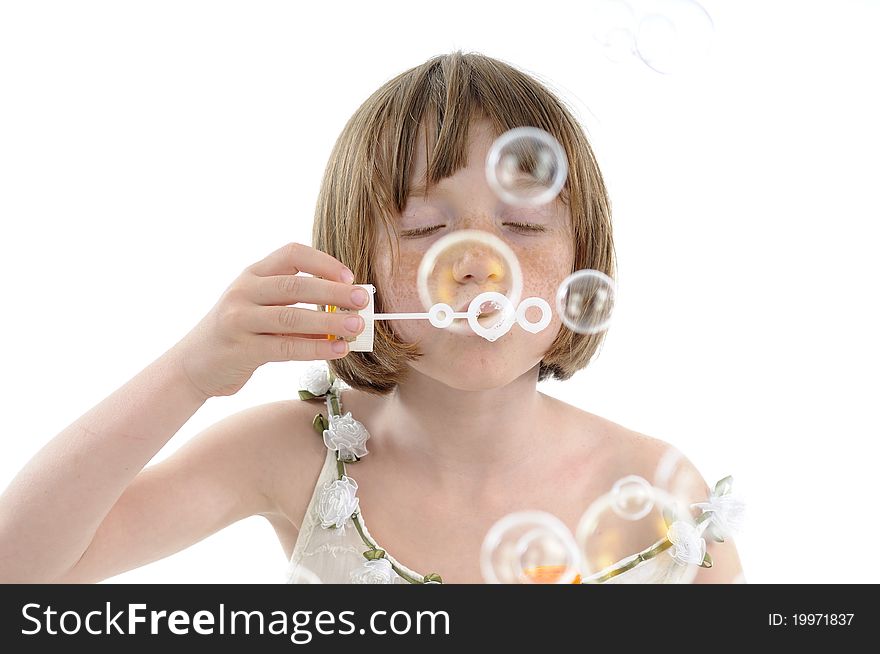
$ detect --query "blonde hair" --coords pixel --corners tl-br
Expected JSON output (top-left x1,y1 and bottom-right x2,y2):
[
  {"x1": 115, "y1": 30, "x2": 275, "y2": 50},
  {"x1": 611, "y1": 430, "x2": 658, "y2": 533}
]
[{"x1": 312, "y1": 51, "x2": 616, "y2": 395}]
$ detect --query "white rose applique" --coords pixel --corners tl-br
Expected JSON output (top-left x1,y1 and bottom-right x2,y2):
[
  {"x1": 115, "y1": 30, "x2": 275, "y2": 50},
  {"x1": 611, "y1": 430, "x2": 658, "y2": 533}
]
[
  {"x1": 317, "y1": 475, "x2": 360, "y2": 532},
  {"x1": 300, "y1": 363, "x2": 332, "y2": 397},
  {"x1": 667, "y1": 520, "x2": 707, "y2": 567},
  {"x1": 350, "y1": 558, "x2": 395, "y2": 584},
  {"x1": 692, "y1": 476, "x2": 746, "y2": 540},
  {"x1": 323, "y1": 411, "x2": 370, "y2": 462}
]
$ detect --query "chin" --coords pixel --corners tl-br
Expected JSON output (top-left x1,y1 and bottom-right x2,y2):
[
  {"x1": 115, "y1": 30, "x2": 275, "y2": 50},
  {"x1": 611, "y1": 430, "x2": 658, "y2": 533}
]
[
  {"x1": 409, "y1": 353, "x2": 538, "y2": 392},
  {"x1": 425, "y1": 371, "x2": 520, "y2": 392}
]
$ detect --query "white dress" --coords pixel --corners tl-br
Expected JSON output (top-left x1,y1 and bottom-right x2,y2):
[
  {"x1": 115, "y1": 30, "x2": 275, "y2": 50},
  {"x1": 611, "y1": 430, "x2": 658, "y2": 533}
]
[{"x1": 285, "y1": 367, "x2": 731, "y2": 585}]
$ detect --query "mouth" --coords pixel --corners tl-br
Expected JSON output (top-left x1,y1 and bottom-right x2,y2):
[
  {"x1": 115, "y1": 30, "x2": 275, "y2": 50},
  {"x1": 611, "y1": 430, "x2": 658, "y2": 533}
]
[
  {"x1": 454, "y1": 296, "x2": 507, "y2": 329},
  {"x1": 455, "y1": 298, "x2": 503, "y2": 314}
]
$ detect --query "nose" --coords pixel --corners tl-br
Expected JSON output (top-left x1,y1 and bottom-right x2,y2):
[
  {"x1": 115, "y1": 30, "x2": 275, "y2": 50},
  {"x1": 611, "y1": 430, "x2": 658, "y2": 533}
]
[
  {"x1": 423, "y1": 227, "x2": 522, "y2": 314},
  {"x1": 451, "y1": 244, "x2": 506, "y2": 286}
]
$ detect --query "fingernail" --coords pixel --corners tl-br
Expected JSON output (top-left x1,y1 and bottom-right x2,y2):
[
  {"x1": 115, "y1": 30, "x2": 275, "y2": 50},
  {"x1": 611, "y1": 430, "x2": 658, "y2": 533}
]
[
  {"x1": 340, "y1": 268, "x2": 355, "y2": 284},
  {"x1": 332, "y1": 339, "x2": 348, "y2": 354},
  {"x1": 344, "y1": 316, "x2": 363, "y2": 333},
  {"x1": 351, "y1": 288, "x2": 368, "y2": 307}
]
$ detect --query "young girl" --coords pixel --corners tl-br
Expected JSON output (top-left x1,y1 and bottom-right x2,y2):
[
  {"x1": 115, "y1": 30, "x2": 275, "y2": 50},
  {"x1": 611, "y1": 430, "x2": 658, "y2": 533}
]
[{"x1": 0, "y1": 51, "x2": 743, "y2": 584}]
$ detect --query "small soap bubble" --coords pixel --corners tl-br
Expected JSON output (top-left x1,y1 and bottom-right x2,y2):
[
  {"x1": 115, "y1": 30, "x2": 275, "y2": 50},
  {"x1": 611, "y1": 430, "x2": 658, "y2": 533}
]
[
  {"x1": 485, "y1": 127, "x2": 568, "y2": 207},
  {"x1": 589, "y1": 0, "x2": 638, "y2": 62},
  {"x1": 611, "y1": 474, "x2": 655, "y2": 520},
  {"x1": 481, "y1": 511, "x2": 582, "y2": 584},
  {"x1": 556, "y1": 269, "x2": 617, "y2": 335},
  {"x1": 635, "y1": 0, "x2": 714, "y2": 74}
]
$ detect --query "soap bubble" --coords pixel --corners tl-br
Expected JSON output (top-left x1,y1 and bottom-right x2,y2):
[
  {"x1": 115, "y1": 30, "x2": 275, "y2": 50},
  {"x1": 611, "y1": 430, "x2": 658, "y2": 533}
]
[
  {"x1": 635, "y1": 0, "x2": 714, "y2": 74},
  {"x1": 481, "y1": 511, "x2": 582, "y2": 584},
  {"x1": 611, "y1": 474, "x2": 655, "y2": 520},
  {"x1": 576, "y1": 481, "x2": 702, "y2": 583},
  {"x1": 589, "y1": 0, "x2": 638, "y2": 63},
  {"x1": 485, "y1": 127, "x2": 568, "y2": 207},
  {"x1": 417, "y1": 229, "x2": 523, "y2": 340},
  {"x1": 555, "y1": 269, "x2": 617, "y2": 334}
]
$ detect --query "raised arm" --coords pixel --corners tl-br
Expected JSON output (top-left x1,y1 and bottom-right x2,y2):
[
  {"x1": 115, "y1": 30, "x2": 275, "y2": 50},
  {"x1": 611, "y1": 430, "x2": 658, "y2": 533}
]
[{"x1": 0, "y1": 241, "x2": 368, "y2": 583}]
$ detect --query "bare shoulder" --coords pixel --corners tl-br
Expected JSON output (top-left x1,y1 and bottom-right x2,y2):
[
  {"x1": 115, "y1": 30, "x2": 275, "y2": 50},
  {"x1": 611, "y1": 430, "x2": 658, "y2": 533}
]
[{"x1": 548, "y1": 394, "x2": 688, "y2": 485}]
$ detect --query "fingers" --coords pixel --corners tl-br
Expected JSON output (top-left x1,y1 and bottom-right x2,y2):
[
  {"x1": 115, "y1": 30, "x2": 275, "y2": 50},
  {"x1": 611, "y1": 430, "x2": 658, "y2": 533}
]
[
  {"x1": 225, "y1": 242, "x2": 368, "y2": 365},
  {"x1": 242, "y1": 272, "x2": 371, "y2": 311},
  {"x1": 244, "y1": 305, "x2": 365, "y2": 340},
  {"x1": 254, "y1": 334, "x2": 350, "y2": 362},
  {"x1": 247, "y1": 242, "x2": 354, "y2": 284}
]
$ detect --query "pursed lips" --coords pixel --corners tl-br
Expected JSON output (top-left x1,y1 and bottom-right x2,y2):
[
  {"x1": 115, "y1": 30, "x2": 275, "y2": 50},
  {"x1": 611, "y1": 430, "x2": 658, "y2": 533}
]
[{"x1": 454, "y1": 294, "x2": 506, "y2": 314}]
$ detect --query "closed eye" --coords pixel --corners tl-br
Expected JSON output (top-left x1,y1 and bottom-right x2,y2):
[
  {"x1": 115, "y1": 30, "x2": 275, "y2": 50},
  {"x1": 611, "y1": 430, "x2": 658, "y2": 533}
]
[{"x1": 399, "y1": 222, "x2": 547, "y2": 238}]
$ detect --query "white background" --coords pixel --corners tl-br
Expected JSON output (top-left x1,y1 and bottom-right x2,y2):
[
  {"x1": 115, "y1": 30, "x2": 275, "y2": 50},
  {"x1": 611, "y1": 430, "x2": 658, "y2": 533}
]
[{"x1": 1, "y1": 0, "x2": 878, "y2": 584}]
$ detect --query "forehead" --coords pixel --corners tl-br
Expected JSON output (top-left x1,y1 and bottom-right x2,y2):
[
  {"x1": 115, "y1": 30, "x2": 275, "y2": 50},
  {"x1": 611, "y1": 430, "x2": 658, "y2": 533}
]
[{"x1": 408, "y1": 117, "x2": 499, "y2": 194}]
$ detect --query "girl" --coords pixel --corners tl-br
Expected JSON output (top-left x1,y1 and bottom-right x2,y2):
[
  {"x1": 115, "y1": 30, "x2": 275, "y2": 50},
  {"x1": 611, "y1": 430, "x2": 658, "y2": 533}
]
[{"x1": 0, "y1": 51, "x2": 743, "y2": 584}]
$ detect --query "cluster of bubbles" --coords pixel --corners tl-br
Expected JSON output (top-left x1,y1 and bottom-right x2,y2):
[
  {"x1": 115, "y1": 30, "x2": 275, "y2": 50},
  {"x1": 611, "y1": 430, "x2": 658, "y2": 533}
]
[
  {"x1": 408, "y1": 125, "x2": 616, "y2": 341},
  {"x1": 285, "y1": 465, "x2": 725, "y2": 585},
  {"x1": 589, "y1": 0, "x2": 714, "y2": 74},
  {"x1": 480, "y1": 469, "x2": 707, "y2": 584},
  {"x1": 285, "y1": 467, "x2": 725, "y2": 584}
]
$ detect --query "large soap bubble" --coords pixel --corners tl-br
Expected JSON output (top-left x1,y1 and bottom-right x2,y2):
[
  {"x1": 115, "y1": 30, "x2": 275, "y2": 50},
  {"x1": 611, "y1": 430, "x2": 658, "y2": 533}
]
[
  {"x1": 416, "y1": 229, "x2": 524, "y2": 341},
  {"x1": 576, "y1": 477, "x2": 704, "y2": 583},
  {"x1": 481, "y1": 510, "x2": 582, "y2": 584}
]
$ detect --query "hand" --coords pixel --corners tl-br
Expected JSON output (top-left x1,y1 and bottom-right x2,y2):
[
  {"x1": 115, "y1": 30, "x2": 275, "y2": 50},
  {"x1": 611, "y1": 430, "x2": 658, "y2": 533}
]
[{"x1": 171, "y1": 242, "x2": 369, "y2": 399}]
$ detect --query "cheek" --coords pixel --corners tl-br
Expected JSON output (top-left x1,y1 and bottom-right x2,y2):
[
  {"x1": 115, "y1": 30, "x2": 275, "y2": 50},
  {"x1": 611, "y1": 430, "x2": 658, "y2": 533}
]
[
  {"x1": 371, "y1": 246, "x2": 428, "y2": 342},
  {"x1": 373, "y1": 248, "x2": 423, "y2": 309},
  {"x1": 519, "y1": 239, "x2": 574, "y2": 303},
  {"x1": 514, "y1": 239, "x2": 574, "y2": 343}
]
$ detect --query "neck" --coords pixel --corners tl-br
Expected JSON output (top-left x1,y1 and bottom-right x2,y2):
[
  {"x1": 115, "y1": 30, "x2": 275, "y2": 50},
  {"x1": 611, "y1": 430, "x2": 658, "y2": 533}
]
[{"x1": 371, "y1": 364, "x2": 553, "y2": 492}]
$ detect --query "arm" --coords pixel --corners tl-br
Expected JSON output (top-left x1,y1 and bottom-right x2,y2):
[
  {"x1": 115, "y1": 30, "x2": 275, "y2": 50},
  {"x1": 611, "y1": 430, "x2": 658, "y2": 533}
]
[
  {"x1": 0, "y1": 345, "x2": 209, "y2": 583},
  {"x1": 53, "y1": 400, "x2": 298, "y2": 584},
  {"x1": 0, "y1": 341, "x2": 306, "y2": 584}
]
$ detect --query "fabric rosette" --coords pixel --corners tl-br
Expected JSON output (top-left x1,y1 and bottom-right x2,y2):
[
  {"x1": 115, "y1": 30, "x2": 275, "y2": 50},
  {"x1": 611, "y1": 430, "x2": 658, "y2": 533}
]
[
  {"x1": 666, "y1": 520, "x2": 707, "y2": 567},
  {"x1": 317, "y1": 475, "x2": 360, "y2": 532},
  {"x1": 350, "y1": 558, "x2": 396, "y2": 584},
  {"x1": 298, "y1": 363, "x2": 349, "y2": 400},
  {"x1": 692, "y1": 476, "x2": 746, "y2": 541},
  {"x1": 323, "y1": 411, "x2": 370, "y2": 463}
]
